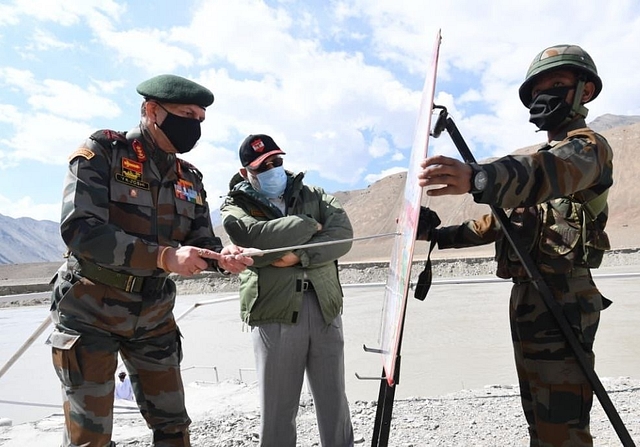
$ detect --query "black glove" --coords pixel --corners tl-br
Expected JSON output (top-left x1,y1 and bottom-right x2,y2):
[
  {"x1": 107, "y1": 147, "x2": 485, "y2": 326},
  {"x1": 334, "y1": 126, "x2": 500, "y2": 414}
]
[
  {"x1": 417, "y1": 206, "x2": 441, "y2": 241},
  {"x1": 414, "y1": 207, "x2": 441, "y2": 301}
]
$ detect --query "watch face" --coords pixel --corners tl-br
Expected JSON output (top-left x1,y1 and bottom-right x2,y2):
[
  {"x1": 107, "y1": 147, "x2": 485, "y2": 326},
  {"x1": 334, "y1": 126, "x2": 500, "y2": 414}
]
[{"x1": 474, "y1": 169, "x2": 488, "y2": 191}]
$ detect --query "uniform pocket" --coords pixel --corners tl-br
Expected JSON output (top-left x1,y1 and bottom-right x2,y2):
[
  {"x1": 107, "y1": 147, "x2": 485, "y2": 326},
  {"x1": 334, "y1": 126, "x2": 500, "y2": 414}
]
[
  {"x1": 576, "y1": 294, "x2": 602, "y2": 348},
  {"x1": 46, "y1": 328, "x2": 83, "y2": 387}
]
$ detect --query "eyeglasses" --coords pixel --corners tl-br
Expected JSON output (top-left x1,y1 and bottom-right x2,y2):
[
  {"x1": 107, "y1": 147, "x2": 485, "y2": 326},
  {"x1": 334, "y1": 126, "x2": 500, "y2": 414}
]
[{"x1": 250, "y1": 157, "x2": 283, "y2": 173}]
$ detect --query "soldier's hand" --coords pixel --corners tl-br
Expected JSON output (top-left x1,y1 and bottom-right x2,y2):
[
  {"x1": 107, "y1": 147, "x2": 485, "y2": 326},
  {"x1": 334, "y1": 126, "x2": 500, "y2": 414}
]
[
  {"x1": 271, "y1": 251, "x2": 300, "y2": 267},
  {"x1": 418, "y1": 155, "x2": 472, "y2": 196}
]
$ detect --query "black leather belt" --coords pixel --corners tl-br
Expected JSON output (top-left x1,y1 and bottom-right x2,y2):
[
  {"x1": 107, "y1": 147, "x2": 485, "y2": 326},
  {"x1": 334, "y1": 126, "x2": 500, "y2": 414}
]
[
  {"x1": 76, "y1": 259, "x2": 167, "y2": 294},
  {"x1": 512, "y1": 267, "x2": 590, "y2": 285}
]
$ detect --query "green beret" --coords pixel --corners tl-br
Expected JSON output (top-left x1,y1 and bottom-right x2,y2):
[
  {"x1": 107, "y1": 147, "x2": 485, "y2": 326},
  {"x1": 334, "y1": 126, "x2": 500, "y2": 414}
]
[{"x1": 136, "y1": 74, "x2": 214, "y2": 107}]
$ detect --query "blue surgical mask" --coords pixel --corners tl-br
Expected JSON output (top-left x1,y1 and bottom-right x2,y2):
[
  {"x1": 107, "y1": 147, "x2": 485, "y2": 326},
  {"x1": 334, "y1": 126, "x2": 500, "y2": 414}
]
[{"x1": 254, "y1": 166, "x2": 287, "y2": 198}]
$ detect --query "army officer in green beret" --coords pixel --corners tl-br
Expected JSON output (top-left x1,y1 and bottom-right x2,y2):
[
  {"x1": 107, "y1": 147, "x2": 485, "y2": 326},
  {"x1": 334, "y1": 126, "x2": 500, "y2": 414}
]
[{"x1": 47, "y1": 74, "x2": 254, "y2": 447}]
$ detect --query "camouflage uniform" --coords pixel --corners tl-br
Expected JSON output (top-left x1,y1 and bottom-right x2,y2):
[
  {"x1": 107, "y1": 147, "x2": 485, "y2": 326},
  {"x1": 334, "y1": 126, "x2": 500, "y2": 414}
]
[
  {"x1": 435, "y1": 117, "x2": 613, "y2": 446},
  {"x1": 48, "y1": 124, "x2": 223, "y2": 447}
]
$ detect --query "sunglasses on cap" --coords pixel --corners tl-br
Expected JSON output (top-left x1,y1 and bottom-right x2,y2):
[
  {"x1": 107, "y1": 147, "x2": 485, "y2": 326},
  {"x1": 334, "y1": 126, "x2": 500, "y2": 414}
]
[{"x1": 250, "y1": 157, "x2": 284, "y2": 173}]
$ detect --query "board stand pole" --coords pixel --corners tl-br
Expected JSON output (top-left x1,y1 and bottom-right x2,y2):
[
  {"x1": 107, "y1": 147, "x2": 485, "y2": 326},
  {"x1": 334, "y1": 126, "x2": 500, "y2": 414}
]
[{"x1": 359, "y1": 308, "x2": 409, "y2": 447}]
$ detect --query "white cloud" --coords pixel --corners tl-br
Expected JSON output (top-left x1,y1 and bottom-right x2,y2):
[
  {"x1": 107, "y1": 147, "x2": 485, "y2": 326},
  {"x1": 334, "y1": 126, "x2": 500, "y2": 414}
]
[
  {"x1": 3, "y1": 112, "x2": 95, "y2": 165},
  {"x1": 10, "y1": 0, "x2": 125, "y2": 26},
  {"x1": 391, "y1": 152, "x2": 404, "y2": 162},
  {"x1": 94, "y1": 27, "x2": 196, "y2": 73},
  {"x1": 27, "y1": 79, "x2": 121, "y2": 120},
  {"x1": 364, "y1": 166, "x2": 407, "y2": 184},
  {"x1": 0, "y1": 4, "x2": 19, "y2": 26},
  {"x1": 89, "y1": 78, "x2": 126, "y2": 95},
  {"x1": 0, "y1": 67, "x2": 38, "y2": 91},
  {"x1": 0, "y1": 104, "x2": 22, "y2": 125},
  {"x1": 368, "y1": 136, "x2": 390, "y2": 158},
  {"x1": 28, "y1": 28, "x2": 74, "y2": 51},
  {"x1": 0, "y1": 193, "x2": 61, "y2": 221}
]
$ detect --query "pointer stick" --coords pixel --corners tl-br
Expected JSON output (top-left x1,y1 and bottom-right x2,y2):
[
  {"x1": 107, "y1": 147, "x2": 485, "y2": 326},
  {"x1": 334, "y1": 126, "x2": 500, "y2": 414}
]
[{"x1": 242, "y1": 232, "x2": 400, "y2": 257}]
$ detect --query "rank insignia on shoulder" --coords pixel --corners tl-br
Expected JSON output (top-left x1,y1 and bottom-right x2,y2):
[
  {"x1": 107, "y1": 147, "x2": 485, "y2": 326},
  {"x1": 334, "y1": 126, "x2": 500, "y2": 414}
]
[
  {"x1": 131, "y1": 139, "x2": 147, "y2": 163},
  {"x1": 68, "y1": 147, "x2": 95, "y2": 162},
  {"x1": 102, "y1": 130, "x2": 127, "y2": 142}
]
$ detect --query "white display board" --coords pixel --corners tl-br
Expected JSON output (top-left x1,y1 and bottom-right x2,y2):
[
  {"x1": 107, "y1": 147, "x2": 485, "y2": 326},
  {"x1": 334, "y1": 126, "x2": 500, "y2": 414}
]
[{"x1": 378, "y1": 30, "x2": 441, "y2": 386}]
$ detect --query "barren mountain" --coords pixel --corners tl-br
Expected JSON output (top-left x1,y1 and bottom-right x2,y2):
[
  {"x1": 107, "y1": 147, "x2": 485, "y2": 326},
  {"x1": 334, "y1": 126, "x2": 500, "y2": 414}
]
[{"x1": 333, "y1": 121, "x2": 640, "y2": 262}]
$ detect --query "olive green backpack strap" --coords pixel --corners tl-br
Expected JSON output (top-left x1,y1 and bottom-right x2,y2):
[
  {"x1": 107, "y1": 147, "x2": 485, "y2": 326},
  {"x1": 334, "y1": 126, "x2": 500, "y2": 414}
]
[
  {"x1": 578, "y1": 189, "x2": 609, "y2": 264},
  {"x1": 581, "y1": 189, "x2": 609, "y2": 222}
]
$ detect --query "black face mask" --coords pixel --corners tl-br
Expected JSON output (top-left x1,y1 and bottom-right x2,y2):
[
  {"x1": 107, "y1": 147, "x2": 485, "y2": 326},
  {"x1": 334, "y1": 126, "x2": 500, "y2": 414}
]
[
  {"x1": 157, "y1": 106, "x2": 202, "y2": 154},
  {"x1": 528, "y1": 86, "x2": 574, "y2": 131}
]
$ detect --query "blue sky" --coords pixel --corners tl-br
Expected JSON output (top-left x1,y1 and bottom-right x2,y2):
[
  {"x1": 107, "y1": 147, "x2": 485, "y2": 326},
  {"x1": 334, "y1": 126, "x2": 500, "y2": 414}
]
[{"x1": 1, "y1": 0, "x2": 639, "y2": 223}]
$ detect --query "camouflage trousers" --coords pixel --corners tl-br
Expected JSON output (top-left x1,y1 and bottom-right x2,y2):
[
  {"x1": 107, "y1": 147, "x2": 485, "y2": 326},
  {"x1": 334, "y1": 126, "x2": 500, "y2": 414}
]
[
  {"x1": 47, "y1": 267, "x2": 190, "y2": 447},
  {"x1": 509, "y1": 272, "x2": 604, "y2": 447}
]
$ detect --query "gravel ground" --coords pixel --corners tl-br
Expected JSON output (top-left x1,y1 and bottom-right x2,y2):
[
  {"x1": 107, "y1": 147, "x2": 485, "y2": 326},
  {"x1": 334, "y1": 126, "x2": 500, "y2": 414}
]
[
  {"x1": 110, "y1": 377, "x2": 640, "y2": 447},
  {"x1": 124, "y1": 250, "x2": 640, "y2": 446}
]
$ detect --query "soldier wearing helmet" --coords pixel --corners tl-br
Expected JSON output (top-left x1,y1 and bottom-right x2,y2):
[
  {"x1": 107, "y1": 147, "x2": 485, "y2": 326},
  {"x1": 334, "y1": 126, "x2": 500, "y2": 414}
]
[
  {"x1": 417, "y1": 44, "x2": 613, "y2": 446},
  {"x1": 519, "y1": 44, "x2": 603, "y2": 135}
]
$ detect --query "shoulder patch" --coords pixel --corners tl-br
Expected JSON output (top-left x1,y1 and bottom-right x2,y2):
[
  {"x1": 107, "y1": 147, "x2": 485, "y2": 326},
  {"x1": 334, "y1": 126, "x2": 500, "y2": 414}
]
[
  {"x1": 68, "y1": 146, "x2": 95, "y2": 162},
  {"x1": 567, "y1": 127, "x2": 597, "y2": 146}
]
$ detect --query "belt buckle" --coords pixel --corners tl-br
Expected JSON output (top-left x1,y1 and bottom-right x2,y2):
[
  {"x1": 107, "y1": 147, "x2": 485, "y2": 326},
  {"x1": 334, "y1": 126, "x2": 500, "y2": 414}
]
[
  {"x1": 303, "y1": 280, "x2": 312, "y2": 291},
  {"x1": 124, "y1": 275, "x2": 139, "y2": 293}
]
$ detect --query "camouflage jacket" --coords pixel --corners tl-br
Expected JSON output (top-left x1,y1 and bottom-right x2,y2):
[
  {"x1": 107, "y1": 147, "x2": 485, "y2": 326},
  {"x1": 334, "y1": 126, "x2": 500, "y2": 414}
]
[
  {"x1": 221, "y1": 171, "x2": 353, "y2": 325},
  {"x1": 60, "y1": 125, "x2": 223, "y2": 277},
  {"x1": 436, "y1": 118, "x2": 613, "y2": 278}
]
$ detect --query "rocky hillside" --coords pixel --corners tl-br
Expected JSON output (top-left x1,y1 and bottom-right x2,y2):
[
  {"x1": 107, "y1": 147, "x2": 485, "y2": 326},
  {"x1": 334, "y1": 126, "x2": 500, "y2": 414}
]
[
  {"x1": 2, "y1": 115, "x2": 640, "y2": 265},
  {"x1": 0, "y1": 214, "x2": 66, "y2": 264},
  {"x1": 334, "y1": 120, "x2": 640, "y2": 262}
]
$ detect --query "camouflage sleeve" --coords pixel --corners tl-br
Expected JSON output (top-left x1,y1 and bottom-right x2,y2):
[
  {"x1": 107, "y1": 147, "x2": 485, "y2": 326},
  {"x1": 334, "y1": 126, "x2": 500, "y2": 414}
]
[
  {"x1": 292, "y1": 190, "x2": 353, "y2": 268},
  {"x1": 474, "y1": 130, "x2": 613, "y2": 208},
  {"x1": 60, "y1": 138, "x2": 159, "y2": 271},
  {"x1": 436, "y1": 213, "x2": 499, "y2": 249}
]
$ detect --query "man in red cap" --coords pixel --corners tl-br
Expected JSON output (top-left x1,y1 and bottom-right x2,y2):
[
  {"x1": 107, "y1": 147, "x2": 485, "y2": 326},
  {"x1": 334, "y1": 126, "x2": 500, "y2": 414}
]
[{"x1": 221, "y1": 134, "x2": 355, "y2": 446}]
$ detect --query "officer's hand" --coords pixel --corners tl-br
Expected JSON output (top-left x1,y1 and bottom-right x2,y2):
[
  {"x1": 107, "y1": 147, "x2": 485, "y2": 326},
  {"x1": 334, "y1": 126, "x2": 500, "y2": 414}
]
[
  {"x1": 161, "y1": 246, "x2": 211, "y2": 277},
  {"x1": 418, "y1": 155, "x2": 472, "y2": 196},
  {"x1": 271, "y1": 252, "x2": 300, "y2": 268}
]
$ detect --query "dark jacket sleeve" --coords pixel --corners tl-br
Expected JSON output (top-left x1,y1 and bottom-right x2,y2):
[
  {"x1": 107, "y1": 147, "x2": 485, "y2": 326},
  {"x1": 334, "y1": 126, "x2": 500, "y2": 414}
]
[{"x1": 436, "y1": 213, "x2": 499, "y2": 250}]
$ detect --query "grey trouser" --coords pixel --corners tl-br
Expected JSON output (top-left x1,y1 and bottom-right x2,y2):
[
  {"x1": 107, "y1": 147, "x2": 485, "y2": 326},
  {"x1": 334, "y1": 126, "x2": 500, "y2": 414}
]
[{"x1": 251, "y1": 291, "x2": 354, "y2": 447}]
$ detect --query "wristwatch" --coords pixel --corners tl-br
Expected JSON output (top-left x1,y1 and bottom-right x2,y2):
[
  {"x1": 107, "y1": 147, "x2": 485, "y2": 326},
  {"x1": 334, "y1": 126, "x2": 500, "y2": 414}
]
[{"x1": 469, "y1": 163, "x2": 488, "y2": 194}]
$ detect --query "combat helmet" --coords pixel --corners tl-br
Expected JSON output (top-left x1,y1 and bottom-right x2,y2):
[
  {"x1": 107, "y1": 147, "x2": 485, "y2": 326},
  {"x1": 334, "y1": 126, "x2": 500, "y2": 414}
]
[{"x1": 519, "y1": 44, "x2": 602, "y2": 109}]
